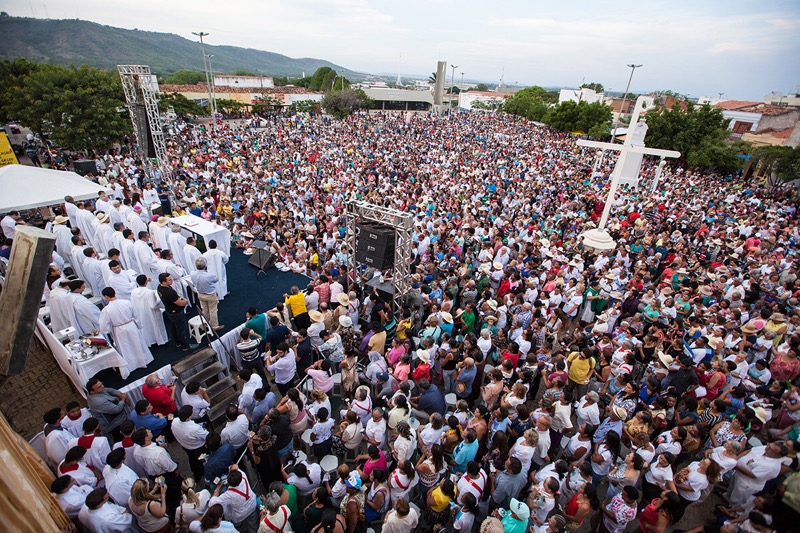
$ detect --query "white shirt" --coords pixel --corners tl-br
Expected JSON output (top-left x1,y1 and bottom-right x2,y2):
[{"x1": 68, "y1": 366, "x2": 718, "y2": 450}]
[
  {"x1": 62, "y1": 409, "x2": 92, "y2": 438},
  {"x1": 208, "y1": 471, "x2": 258, "y2": 524},
  {"x1": 221, "y1": 414, "x2": 250, "y2": 449},
  {"x1": 456, "y1": 470, "x2": 487, "y2": 504},
  {"x1": 134, "y1": 443, "x2": 178, "y2": 476},
  {"x1": 102, "y1": 464, "x2": 139, "y2": 507},
  {"x1": 576, "y1": 399, "x2": 600, "y2": 427},
  {"x1": 78, "y1": 501, "x2": 134, "y2": 533},
  {"x1": 172, "y1": 418, "x2": 210, "y2": 451},
  {"x1": 1, "y1": 216, "x2": 17, "y2": 239},
  {"x1": 181, "y1": 390, "x2": 211, "y2": 419},
  {"x1": 286, "y1": 462, "x2": 322, "y2": 496}
]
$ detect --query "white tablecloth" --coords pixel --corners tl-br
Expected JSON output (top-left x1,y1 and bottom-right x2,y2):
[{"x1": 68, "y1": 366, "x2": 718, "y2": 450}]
[
  {"x1": 69, "y1": 345, "x2": 130, "y2": 384},
  {"x1": 37, "y1": 319, "x2": 86, "y2": 398},
  {"x1": 170, "y1": 214, "x2": 231, "y2": 255}
]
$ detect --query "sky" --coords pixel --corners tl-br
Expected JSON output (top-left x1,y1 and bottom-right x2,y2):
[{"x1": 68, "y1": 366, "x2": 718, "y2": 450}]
[{"x1": 3, "y1": 0, "x2": 800, "y2": 100}]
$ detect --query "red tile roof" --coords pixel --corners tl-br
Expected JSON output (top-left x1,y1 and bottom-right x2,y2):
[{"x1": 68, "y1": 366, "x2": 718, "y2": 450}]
[
  {"x1": 715, "y1": 100, "x2": 761, "y2": 110},
  {"x1": 159, "y1": 84, "x2": 319, "y2": 95}
]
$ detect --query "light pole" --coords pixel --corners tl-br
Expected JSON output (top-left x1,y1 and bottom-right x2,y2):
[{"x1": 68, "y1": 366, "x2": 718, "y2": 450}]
[
  {"x1": 460, "y1": 72, "x2": 464, "y2": 86},
  {"x1": 206, "y1": 54, "x2": 217, "y2": 116},
  {"x1": 449, "y1": 64, "x2": 458, "y2": 114},
  {"x1": 191, "y1": 31, "x2": 214, "y2": 122},
  {"x1": 610, "y1": 64, "x2": 642, "y2": 144}
]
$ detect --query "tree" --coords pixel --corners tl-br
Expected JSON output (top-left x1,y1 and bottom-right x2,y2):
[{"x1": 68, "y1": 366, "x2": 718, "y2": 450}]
[
  {"x1": 8, "y1": 63, "x2": 130, "y2": 150},
  {"x1": 163, "y1": 70, "x2": 207, "y2": 85},
  {"x1": 215, "y1": 98, "x2": 246, "y2": 115},
  {"x1": 233, "y1": 70, "x2": 256, "y2": 76},
  {"x1": 542, "y1": 100, "x2": 612, "y2": 138},
  {"x1": 251, "y1": 95, "x2": 282, "y2": 115},
  {"x1": 321, "y1": 89, "x2": 372, "y2": 119},
  {"x1": 580, "y1": 82, "x2": 604, "y2": 93},
  {"x1": 0, "y1": 58, "x2": 41, "y2": 123},
  {"x1": 502, "y1": 86, "x2": 555, "y2": 121},
  {"x1": 471, "y1": 99, "x2": 503, "y2": 112},
  {"x1": 288, "y1": 99, "x2": 321, "y2": 113},
  {"x1": 306, "y1": 67, "x2": 350, "y2": 92},
  {"x1": 750, "y1": 145, "x2": 800, "y2": 181},
  {"x1": 159, "y1": 92, "x2": 205, "y2": 117},
  {"x1": 645, "y1": 102, "x2": 745, "y2": 170},
  {"x1": 475, "y1": 83, "x2": 489, "y2": 92},
  {"x1": 428, "y1": 72, "x2": 437, "y2": 84},
  {"x1": 273, "y1": 76, "x2": 290, "y2": 87}
]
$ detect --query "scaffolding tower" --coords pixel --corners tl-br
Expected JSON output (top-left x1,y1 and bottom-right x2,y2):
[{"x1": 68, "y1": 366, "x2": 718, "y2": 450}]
[{"x1": 117, "y1": 65, "x2": 167, "y2": 181}]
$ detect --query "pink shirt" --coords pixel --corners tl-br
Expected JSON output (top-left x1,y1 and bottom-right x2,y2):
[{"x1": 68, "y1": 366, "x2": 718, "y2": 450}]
[
  {"x1": 387, "y1": 346, "x2": 406, "y2": 367},
  {"x1": 306, "y1": 369, "x2": 334, "y2": 393}
]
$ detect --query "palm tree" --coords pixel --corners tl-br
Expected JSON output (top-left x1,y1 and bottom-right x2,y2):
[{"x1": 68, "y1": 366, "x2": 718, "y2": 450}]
[{"x1": 428, "y1": 72, "x2": 437, "y2": 84}]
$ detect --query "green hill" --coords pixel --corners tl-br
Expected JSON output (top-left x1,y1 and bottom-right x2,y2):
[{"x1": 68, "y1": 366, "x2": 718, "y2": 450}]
[{"x1": 0, "y1": 16, "x2": 360, "y2": 79}]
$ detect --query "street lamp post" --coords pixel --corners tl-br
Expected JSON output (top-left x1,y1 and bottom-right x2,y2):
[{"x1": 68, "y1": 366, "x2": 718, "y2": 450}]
[
  {"x1": 449, "y1": 64, "x2": 458, "y2": 115},
  {"x1": 460, "y1": 72, "x2": 464, "y2": 86},
  {"x1": 206, "y1": 54, "x2": 217, "y2": 116},
  {"x1": 610, "y1": 63, "x2": 642, "y2": 144},
  {"x1": 191, "y1": 31, "x2": 215, "y2": 130}
]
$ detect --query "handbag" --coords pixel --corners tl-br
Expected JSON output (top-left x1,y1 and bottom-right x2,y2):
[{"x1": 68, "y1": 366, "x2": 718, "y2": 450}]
[{"x1": 456, "y1": 381, "x2": 467, "y2": 394}]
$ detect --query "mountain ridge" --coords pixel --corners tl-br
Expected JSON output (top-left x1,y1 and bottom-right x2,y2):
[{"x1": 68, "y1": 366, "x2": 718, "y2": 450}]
[{"x1": 0, "y1": 16, "x2": 361, "y2": 79}]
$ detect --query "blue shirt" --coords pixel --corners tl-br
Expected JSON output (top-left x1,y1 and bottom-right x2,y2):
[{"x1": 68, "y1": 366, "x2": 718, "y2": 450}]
[
  {"x1": 452, "y1": 439, "x2": 479, "y2": 473},
  {"x1": 456, "y1": 366, "x2": 477, "y2": 399},
  {"x1": 190, "y1": 269, "x2": 218, "y2": 295},
  {"x1": 250, "y1": 393, "x2": 278, "y2": 424},
  {"x1": 593, "y1": 417, "x2": 623, "y2": 444},
  {"x1": 263, "y1": 324, "x2": 291, "y2": 353},
  {"x1": 418, "y1": 386, "x2": 446, "y2": 416},
  {"x1": 204, "y1": 443, "x2": 237, "y2": 485},
  {"x1": 129, "y1": 411, "x2": 168, "y2": 437}
]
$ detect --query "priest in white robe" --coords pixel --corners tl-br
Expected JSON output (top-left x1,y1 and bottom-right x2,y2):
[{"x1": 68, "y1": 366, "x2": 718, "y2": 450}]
[
  {"x1": 157, "y1": 250, "x2": 191, "y2": 304},
  {"x1": 155, "y1": 217, "x2": 171, "y2": 251},
  {"x1": 131, "y1": 274, "x2": 168, "y2": 347},
  {"x1": 120, "y1": 230, "x2": 139, "y2": 273},
  {"x1": 167, "y1": 225, "x2": 188, "y2": 268},
  {"x1": 69, "y1": 238, "x2": 89, "y2": 281},
  {"x1": 95, "y1": 191, "x2": 112, "y2": 216},
  {"x1": 64, "y1": 196, "x2": 79, "y2": 227},
  {"x1": 81, "y1": 248, "x2": 106, "y2": 298},
  {"x1": 202, "y1": 239, "x2": 229, "y2": 300},
  {"x1": 133, "y1": 232, "x2": 160, "y2": 288},
  {"x1": 106, "y1": 261, "x2": 137, "y2": 301},
  {"x1": 109, "y1": 201, "x2": 126, "y2": 228},
  {"x1": 183, "y1": 237, "x2": 202, "y2": 275},
  {"x1": 126, "y1": 210, "x2": 148, "y2": 240},
  {"x1": 49, "y1": 281, "x2": 73, "y2": 333},
  {"x1": 66, "y1": 280, "x2": 101, "y2": 336},
  {"x1": 52, "y1": 216, "x2": 73, "y2": 257},
  {"x1": 99, "y1": 287, "x2": 153, "y2": 371},
  {"x1": 95, "y1": 214, "x2": 115, "y2": 255},
  {"x1": 75, "y1": 204, "x2": 98, "y2": 248}
]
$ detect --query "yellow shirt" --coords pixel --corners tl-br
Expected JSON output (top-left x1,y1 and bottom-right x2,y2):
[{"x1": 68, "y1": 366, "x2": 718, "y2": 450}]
[
  {"x1": 285, "y1": 293, "x2": 307, "y2": 317},
  {"x1": 567, "y1": 351, "x2": 594, "y2": 384},
  {"x1": 430, "y1": 486, "x2": 457, "y2": 512}
]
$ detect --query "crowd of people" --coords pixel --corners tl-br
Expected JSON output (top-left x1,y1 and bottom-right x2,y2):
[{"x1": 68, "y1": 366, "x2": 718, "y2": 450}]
[{"x1": 7, "y1": 108, "x2": 800, "y2": 533}]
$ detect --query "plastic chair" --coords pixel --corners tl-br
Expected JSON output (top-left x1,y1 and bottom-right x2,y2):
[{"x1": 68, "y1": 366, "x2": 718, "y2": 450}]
[{"x1": 188, "y1": 315, "x2": 209, "y2": 344}]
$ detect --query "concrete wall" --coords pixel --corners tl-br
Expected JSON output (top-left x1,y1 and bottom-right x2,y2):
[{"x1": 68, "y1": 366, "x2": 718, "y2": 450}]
[
  {"x1": 559, "y1": 88, "x2": 604, "y2": 105},
  {"x1": 722, "y1": 110, "x2": 760, "y2": 131},
  {"x1": 214, "y1": 75, "x2": 274, "y2": 89},
  {"x1": 756, "y1": 110, "x2": 800, "y2": 133}
]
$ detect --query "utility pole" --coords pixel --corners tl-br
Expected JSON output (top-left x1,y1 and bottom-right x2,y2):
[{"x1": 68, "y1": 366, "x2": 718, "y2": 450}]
[
  {"x1": 460, "y1": 72, "x2": 464, "y2": 86},
  {"x1": 449, "y1": 64, "x2": 458, "y2": 115},
  {"x1": 191, "y1": 31, "x2": 215, "y2": 130},
  {"x1": 206, "y1": 54, "x2": 217, "y2": 117},
  {"x1": 611, "y1": 63, "x2": 642, "y2": 144}
]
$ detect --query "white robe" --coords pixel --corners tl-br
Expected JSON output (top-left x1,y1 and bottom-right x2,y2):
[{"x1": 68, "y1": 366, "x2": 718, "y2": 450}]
[
  {"x1": 49, "y1": 287, "x2": 73, "y2": 333},
  {"x1": 82, "y1": 257, "x2": 106, "y2": 297},
  {"x1": 102, "y1": 463, "x2": 139, "y2": 507},
  {"x1": 70, "y1": 245, "x2": 88, "y2": 281},
  {"x1": 157, "y1": 259, "x2": 190, "y2": 303},
  {"x1": 127, "y1": 212, "x2": 147, "y2": 240},
  {"x1": 65, "y1": 201, "x2": 79, "y2": 227},
  {"x1": 167, "y1": 231, "x2": 188, "y2": 269},
  {"x1": 131, "y1": 286, "x2": 168, "y2": 347},
  {"x1": 111, "y1": 232, "x2": 127, "y2": 268},
  {"x1": 203, "y1": 249, "x2": 229, "y2": 299},
  {"x1": 78, "y1": 501, "x2": 134, "y2": 533},
  {"x1": 52, "y1": 224, "x2": 73, "y2": 257},
  {"x1": 148, "y1": 221, "x2": 163, "y2": 249},
  {"x1": 67, "y1": 292, "x2": 101, "y2": 335},
  {"x1": 133, "y1": 241, "x2": 159, "y2": 288},
  {"x1": 109, "y1": 206, "x2": 126, "y2": 228},
  {"x1": 95, "y1": 198, "x2": 112, "y2": 216},
  {"x1": 76, "y1": 209, "x2": 98, "y2": 248},
  {"x1": 107, "y1": 270, "x2": 137, "y2": 301},
  {"x1": 157, "y1": 225, "x2": 171, "y2": 252},
  {"x1": 96, "y1": 223, "x2": 115, "y2": 255},
  {"x1": 44, "y1": 427, "x2": 72, "y2": 471},
  {"x1": 99, "y1": 299, "x2": 153, "y2": 371},
  {"x1": 120, "y1": 239, "x2": 139, "y2": 273},
  {"x1": 67, "y1": 434, "x2": 111, "y2": 474},
  {"x1": 183, "y1": 243, "x2": 202, "y2": 274}
]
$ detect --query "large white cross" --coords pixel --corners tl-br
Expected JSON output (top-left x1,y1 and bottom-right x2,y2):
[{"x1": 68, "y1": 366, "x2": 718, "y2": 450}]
[{"x1": 576, "y1": 138, "x2": 680, "y2": 249}]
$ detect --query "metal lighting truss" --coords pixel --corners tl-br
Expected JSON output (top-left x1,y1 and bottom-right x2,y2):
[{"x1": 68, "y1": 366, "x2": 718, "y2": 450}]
[
  {"x1": 346, "y1": 200, "x2": 414, "y2": 310},
  {"x1": 117, "y1": 65, "x2": 168, "y2": 182}
]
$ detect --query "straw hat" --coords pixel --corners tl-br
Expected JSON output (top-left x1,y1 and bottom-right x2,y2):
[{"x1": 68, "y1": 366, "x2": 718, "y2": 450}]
[
  {"x1": 676, "y1": 268, "x2": 689, "y2": 275},
  {"x1": 337, "y1": 293, "x2": 350, "y2": 306},
  {"x1": 241, "y1": 231, "x2": 254, "y2": 238},
  {"x1": 487, "y1": 300, "x2": 498, "y2": 311},
  {"x1": 309, "y1": 310, "x2": 324, "y2": 323},
  {"x1": 753, "y1": 407, "x2": 769, "y2": 424},
  {"x1": 54, "y1": 215, "x2": 69, "y2": 224},
  {"x1": 416, "y1": 349, "x2": 431, "y2": 364},
  {"x1": 484, "y1": 315, "x2": 498, "y2": 323},
  {"x1": 338, "y1": 316, "x2": 353, "y2": 328},
  {"x1": 604, "y1": 273, "x2": 616, "y2": 280},
  {"x1": 741, "y1": 323, "x2": 758, "y2": 334},
  {"x1": 492, "y1": 261, "x2": 503, "y2": 271},
  {"x1": 770, "y1": 313, "x2": 787, "y2": 323},
  {"x1": 454, "y1": 308, "x2": 465, "y2": 319},
  {"x1": 157, "y1": 216, "x2": 170, "y2": 227},
  {"x1": 698, "y1": 286, "x2": 713, "y2": 296},
  {"x1": 441, "y1": 311, "x2": 453, "y2": 324},
  {"x1": 658, "y1": 351, "x2": 674, "y2": 367},
  {"x1": 612, "y1": 405, "x2": 628, "y2": 420},
  {"x1": 610, "y1": 291, "x2": 624, "y2": 300},
  {"x1": 95, "y1": 212, "x2": 108, "y2": 223},
  {"x1": 660, "y1": 286, "x2": 674, "y2": 296}
]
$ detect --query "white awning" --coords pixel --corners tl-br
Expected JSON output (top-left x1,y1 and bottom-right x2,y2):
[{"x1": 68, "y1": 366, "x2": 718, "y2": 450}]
[{"x1": 0, "y1": 165, "x2": 109, "y2": 213}]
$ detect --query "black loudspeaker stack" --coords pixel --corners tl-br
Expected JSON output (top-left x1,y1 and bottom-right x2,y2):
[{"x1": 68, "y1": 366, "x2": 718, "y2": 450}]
[
  {"x1": 73, "y1": 160, "x2": 98, "y2": 176},
  {"x1": 248, "y1": 241, "x2": 277, "y2": 271},
  {"x1": 355, "y1": 223, "x2": 396, "y2": 270}
]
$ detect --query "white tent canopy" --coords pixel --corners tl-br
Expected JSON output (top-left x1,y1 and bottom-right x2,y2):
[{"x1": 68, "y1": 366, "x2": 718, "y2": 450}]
[{"x1": 0, "y1": 164, "x2": 109, "y2": 213}]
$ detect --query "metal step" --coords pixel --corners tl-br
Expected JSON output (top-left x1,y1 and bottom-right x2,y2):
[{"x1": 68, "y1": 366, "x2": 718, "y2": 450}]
[
  {"x1": 184, "y1": 361, "x2": 227, "y2": 386},
  {"x1": 206, "y1": 377, "x2": 238, "y2": 403},
  {"x1": 207, "y1": 388, "x2": 241, "y2": 423},
  {"x1": 172, "y1": 347, "x2": 218, "y2": 378}
]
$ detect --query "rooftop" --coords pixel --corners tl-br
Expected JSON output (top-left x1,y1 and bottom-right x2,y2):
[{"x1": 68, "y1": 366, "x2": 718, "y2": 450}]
[
  {"x1": 714, "y1": 100, "x2": 762, "y2": 110},
  {"x1": 160, "y1": 84, "x2": 318, "y2": 95}
]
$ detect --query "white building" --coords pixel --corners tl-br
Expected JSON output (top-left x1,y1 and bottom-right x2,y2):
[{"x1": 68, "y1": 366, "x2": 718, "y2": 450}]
[
  {"x1": 558, "y1": 88, "x2": 604, "y2": 105},
  {"x1": 214, "y1": 75, "x2": 274, "y2": 89},
  {"x1": 458, "y1": 91, "x2": 507, "y2": 111}
]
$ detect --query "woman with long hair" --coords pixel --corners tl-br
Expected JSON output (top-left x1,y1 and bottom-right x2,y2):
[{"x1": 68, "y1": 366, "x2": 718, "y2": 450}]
[
  {"x1": 387, "y1": 395, "x2": 411, "y2": 437},
  {"x1": 277, "y1": 388, "x2": 309, "y2": 437},
  {"x1": 294, "y1": 486, "x2": 328, "y2": 533},
  {"x1": 509, "y1": 428, "x2": 538, "y2": 476},
  {"x1": 416, "y1": 443, "x2": 448, "y2": 491},
  {"x1": 638, "y1": 490, "x2": 681, "y2": 533},
  {"x1": 192, "y1": 503, "x2": 237, "y2": 531},
  {"x1": 128, "y1": 478, "x2": 170, "y2": 533},
  {"x1": 466, "y1": 405, "x2": 490, "y2": 448},
  {"x1": 423, "y1": 477, "x2": 458, "y2": 529},
  {"x1": 310, "y1": 508, "x2": 346, "y2": 533},
  {"x1": 562, "y1": 483, "x2": 599, "y2": 532},
  {"x1": 591, "y1": 430, "x2": 621, "y2": 485},
  {"x1": 673, "y1": 458, "x2": 721, "y2": 522},
  {"x1": 641, "y1": 452, "x2": 677, "y2": 503},
  {"x1": 364, "y1": 467, "x2": 389, "y2": 523},
  {"x1": 175, "y1": 477, "x2": 211, "y2": 529},
  {"x1": 606, "y1": 452, "x2": 647, "y2": 500}
]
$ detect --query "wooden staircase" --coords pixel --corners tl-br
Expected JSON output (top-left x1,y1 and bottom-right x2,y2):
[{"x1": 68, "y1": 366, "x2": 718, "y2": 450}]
[{"x1": 172, "y1": 347, "x2": 239, "y2": 429}]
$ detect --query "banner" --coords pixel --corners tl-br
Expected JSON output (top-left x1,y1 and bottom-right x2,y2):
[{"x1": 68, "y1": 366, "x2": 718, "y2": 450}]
[{"x1": 0, "y1": 132, "x2": 19, "y2": 168}]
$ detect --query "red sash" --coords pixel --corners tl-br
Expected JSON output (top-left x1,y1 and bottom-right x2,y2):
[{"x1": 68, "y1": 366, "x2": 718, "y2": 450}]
[
  {"x1": 228, "y1": 481, "x2": 251, "y2": 501},
  {"x1": 465, "y1": 471, "x2": 486, "y2": 498},
  {"x1": 60, "y1": 463, "x2": 79, "y2": 474},
  {"x1": 392, "y1": 472, "x2": 409, "y2": 491},
  {"x1": 121, "y1": 437, "x2": 134, "y2": 448},
  {"x1": 262, "y1": 507, "x2": 287, "y2": 532},
  {"x1": 78, "y1": 435, "x2": 95, "y2": 449}
]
